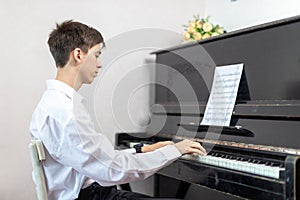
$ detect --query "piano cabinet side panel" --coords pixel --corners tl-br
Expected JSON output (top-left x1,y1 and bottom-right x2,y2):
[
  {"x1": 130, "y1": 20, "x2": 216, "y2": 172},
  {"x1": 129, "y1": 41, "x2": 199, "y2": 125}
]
[
  {"x1": 284, "y1": 156, "x2": 300, "y2": 200},
  {"x1": 297, "y1": 158, "x2": 300, "y2": 200}
]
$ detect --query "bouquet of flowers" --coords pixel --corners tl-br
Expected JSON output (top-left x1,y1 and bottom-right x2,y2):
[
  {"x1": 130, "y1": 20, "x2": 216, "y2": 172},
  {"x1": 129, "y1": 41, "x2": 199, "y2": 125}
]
[{"x1": 182, "y1": 15, "x2": 226, "y2": 41}]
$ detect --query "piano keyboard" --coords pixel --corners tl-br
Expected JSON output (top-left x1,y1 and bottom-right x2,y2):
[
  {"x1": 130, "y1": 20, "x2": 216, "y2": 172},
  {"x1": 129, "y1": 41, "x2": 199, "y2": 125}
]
[
  {"x1": 182, "y1": 153, "x2": 285, "y2": 179},
  {"x1": 118, "y1": 132, "x2": 300, "y2": 199},
  {"x1": 127, "y1": 141, "x2": 285, "y2": 179}
]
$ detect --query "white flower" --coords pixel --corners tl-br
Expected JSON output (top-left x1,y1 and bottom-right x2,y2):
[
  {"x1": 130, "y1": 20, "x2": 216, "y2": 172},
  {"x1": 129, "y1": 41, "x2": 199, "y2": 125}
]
[
  {"x1": 203, "y1": 22, "x2": 213, "y2": 32},
  {"x1": 211, "y1": 32, "x2": 220, "y2": 37},
  {"x1": 187, "y1": 26, "x2": 196, "y2": 33},
  {"x1": 193, "y1": 32, "x2": 202, "y2": 40},
  {"x1": 182, "y1": 31, "x2": 191, "y2": 41},
  {"x1": 196, "y1": 20, "x2": 203, "y2": 29},
  {"x1": 216, "y1": 28, "x2": 224, "y2": 34},
  {"x1": 202, "y1": 33, "x2": 211, "y2": 39},
  {"x1": 189, "y1": 20, "x2": 196, "y2": 28}
]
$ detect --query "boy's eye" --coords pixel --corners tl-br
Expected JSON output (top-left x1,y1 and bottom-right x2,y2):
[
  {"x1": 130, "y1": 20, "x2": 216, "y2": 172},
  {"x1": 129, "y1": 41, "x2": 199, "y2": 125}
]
[{"x1": 95, "y1": 52, "x2": 101, "y2": 58}]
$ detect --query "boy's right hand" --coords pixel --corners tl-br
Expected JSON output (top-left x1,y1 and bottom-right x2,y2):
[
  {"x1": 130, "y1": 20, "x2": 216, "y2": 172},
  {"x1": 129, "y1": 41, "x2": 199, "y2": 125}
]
[{"x1": 174, "y1": 139, "x2": 206, "y2": 156}]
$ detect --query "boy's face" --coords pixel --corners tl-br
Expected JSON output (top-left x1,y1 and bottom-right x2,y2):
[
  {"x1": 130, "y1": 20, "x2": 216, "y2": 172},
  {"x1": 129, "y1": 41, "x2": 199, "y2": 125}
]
[{"x1": 78, "y1": 43, "x2": 102, "y2": 84}]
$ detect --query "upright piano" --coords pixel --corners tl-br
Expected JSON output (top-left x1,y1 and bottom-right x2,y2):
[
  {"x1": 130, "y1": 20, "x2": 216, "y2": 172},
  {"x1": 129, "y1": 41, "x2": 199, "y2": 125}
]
[{"x1": 116, "y1": 15, "x2": 300, "y2": 200}]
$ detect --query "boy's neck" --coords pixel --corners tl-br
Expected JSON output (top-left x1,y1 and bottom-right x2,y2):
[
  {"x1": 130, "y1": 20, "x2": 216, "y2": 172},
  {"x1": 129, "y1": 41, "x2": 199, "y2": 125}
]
[{"x1": 55, "y1": 66, "x2": 82, "y2": 91}]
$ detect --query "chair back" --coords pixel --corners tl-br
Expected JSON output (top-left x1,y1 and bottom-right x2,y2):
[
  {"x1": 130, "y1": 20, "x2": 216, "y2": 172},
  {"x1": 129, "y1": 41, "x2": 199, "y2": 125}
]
[{"x1": 29, "y1": 140, "x2": 48, "y2": 200}]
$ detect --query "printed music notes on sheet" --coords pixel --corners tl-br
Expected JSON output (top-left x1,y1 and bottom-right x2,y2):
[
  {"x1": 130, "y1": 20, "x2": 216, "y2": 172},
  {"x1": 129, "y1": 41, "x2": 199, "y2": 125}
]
[{"x1": 201, "y1": 63, "x2": 244, "y2": 126}]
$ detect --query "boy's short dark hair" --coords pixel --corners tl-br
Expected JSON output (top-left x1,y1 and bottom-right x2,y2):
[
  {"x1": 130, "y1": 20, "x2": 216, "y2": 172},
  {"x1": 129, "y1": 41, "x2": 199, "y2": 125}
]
[{"x1": 48, "y1": 20, "x2": 104, "y2": 68}]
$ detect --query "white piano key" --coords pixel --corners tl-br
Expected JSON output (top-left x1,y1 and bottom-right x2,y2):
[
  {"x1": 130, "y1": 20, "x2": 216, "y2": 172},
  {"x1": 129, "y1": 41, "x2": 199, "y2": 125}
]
[{"x1": 181, "y1": 153, "x2": 284, "y2": 179}]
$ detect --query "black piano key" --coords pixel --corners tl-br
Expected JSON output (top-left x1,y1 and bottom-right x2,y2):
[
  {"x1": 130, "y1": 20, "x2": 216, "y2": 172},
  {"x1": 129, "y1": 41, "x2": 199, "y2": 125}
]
[
  {"x1": 229, "y1": 156, "x2": 237, "y2": 160},
  {"x1": 279, "y1": 163, "x2": 284, "y2": 168},
  {"x1": 251, "y1": 159, "x2": 260, "y2": 164},
  {"x1": 270, "y1": 162, "x2": 281, "y2": 167},
  {"x1": 265, "y1": 162, "x2": 272, "y2": 166},
  {"x1": 258, "y1": 160, "x2": 267, "y2": 164}
]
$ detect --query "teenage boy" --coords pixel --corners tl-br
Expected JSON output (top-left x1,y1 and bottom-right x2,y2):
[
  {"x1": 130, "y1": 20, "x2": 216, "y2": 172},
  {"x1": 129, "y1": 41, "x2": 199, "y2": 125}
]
[{"x1": 30, "y1": 20, "x2": 206, "y2": 200}]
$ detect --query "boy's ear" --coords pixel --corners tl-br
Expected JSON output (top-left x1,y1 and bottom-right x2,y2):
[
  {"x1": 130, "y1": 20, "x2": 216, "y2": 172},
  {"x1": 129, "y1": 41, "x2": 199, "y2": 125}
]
[{"x1": 72, "y1": 48, "x2": 84, "y2": 63}]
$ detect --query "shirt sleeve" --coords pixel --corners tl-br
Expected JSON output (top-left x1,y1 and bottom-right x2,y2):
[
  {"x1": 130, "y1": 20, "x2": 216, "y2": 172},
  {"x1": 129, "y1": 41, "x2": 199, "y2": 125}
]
[
  {"x1": 48, "y1": 115, "x2": 181, "y2": 187},
  {"x1": 121, "y1": 148, "x2": 136, "y2": 154}
]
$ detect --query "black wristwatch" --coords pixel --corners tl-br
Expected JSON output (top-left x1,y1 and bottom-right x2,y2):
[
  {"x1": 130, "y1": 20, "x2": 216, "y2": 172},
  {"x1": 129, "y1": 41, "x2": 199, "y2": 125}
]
[{"x1": 133, "y1": 143, "x2": 144, "y2": 153}]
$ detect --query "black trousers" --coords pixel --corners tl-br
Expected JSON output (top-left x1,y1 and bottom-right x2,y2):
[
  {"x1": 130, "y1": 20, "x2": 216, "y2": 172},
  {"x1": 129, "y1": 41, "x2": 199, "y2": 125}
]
[{"x1": 76, "y1": 182, "x2": 153, "y2": 200}]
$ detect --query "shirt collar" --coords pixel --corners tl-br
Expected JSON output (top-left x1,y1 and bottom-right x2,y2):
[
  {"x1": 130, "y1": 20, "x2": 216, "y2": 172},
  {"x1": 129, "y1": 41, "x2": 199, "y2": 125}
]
[{"x1": 46, "y1": 79, "x2": 84, "y2": 102}]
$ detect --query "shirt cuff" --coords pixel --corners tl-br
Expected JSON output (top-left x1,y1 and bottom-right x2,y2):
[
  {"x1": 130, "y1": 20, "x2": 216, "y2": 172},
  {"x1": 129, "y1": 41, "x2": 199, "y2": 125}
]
[{"x1": 121, "y1": 148, "x2": 136, "y2": 154}]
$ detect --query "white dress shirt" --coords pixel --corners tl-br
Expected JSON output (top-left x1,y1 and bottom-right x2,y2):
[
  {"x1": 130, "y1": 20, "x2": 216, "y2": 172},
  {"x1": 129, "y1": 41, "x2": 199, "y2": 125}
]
[{"x1": 29, "y1": 80, "x2": 181, "y2": 200}]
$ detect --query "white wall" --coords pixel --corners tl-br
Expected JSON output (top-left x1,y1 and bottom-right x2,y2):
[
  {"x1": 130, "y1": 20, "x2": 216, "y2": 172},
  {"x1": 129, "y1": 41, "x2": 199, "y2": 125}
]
[
  {"x1": 0, "y1": 0, "x2": 204, "y2": 199},
  {"x1": 0, "y1": 0, "x2": 299, "y2": 199},
  {"x1": 205, "y1": 0, "x2": 300, "y2": 31}
]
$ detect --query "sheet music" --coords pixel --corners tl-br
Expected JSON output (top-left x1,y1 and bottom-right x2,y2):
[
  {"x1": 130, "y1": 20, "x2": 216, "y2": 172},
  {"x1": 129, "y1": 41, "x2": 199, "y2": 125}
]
[{"x1": 201, "y1": 63, "x2": 244, "y2": 126}]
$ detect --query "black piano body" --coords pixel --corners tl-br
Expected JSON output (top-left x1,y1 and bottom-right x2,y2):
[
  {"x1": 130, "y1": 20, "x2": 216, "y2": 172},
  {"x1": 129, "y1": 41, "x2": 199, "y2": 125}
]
[{"x1": 116, "y1": 15, "x2": 300, "y2": 200}]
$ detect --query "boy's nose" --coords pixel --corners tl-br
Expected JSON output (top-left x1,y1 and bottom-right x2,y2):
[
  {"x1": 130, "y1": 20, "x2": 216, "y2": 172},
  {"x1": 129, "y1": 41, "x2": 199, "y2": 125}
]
[{"x1": 97, "y1": 61, "x2": 102, "y2": 68}]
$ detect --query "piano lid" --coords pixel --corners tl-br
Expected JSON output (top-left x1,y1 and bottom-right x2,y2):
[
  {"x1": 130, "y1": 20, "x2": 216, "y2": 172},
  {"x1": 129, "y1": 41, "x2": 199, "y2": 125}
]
[{"x1": 151, "y1": 15, "x2": 300, "y2": 118}]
